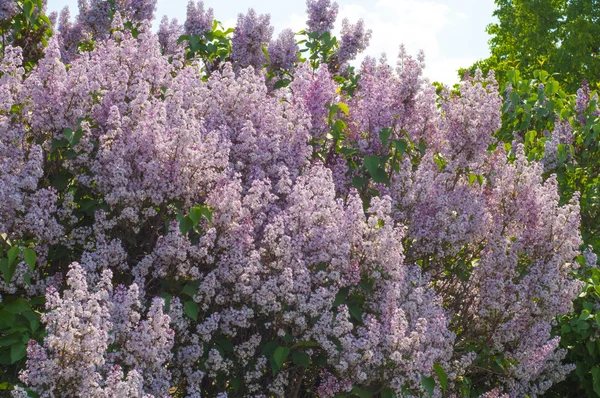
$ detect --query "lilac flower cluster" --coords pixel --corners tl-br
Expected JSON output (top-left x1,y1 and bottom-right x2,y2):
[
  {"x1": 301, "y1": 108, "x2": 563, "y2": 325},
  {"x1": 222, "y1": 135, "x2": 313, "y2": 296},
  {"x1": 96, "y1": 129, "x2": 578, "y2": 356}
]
[
  {"x1": 0, "y1": 2, "x2": 586, "y2": 397},
  {"x1": 267, "y1": 28, "x2": 299, "y2": 71},
  {"x1": 306, "y1": 0, "x2": 339, "y2": 35},
  {"x1": 21, "y1": 263, "x2": 173, "y2": 396},
  {"x1": 184, "y1": 0, "x2": 213, "y2": 37},
  {"x1": 0, "y1": 0, "x2": 17, "y2": 21},
  {"x1": 158, "y1": 16, "x2": 183, "y2": 56},
  {"x1": 231, "y1": 8, "x2": 274, "y2": 71},
  {"x1": 336, "y1": 18, "x2": 372, "y2": 66}
]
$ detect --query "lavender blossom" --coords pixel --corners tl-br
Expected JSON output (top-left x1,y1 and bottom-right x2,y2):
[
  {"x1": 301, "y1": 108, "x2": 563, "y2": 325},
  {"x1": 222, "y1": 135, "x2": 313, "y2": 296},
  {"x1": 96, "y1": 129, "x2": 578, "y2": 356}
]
[
  {"x1": 184, "y1": 0, "x2": 213, "y2": 37},
  {"x1": 267, "y1": 28, "x2": 299, "y2": 71},
  {"x1": 336, "y1": 18, "x2": 372, "y2": 66},
  {"x1": 306, "y1": 0, "x2": 338, "y2": 35},
  {"x1": 231, "y1": 8, "x2": 274, "y2": 71}
]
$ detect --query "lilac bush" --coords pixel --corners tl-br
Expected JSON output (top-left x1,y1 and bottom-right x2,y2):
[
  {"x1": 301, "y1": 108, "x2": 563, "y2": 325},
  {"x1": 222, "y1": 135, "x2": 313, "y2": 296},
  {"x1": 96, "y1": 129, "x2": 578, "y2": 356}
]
[{"x1": 0, "y1": 1, "x2": 586, "y2": 397}]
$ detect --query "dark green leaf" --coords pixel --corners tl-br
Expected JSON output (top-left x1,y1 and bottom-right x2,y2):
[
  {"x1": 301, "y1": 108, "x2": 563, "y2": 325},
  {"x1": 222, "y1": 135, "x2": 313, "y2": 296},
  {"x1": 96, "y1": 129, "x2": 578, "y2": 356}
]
[
  {"x1": 433, "y1": 363, "x2": 448, "y2": 391},
  {"x1": 333, "y1": 287, "x2": 349, "y2": 307},
  {"x1": 352, "y1": 175, "x2": 369, "y2": 189},
  {"x1": 10, "y1": 342, "x2": 26, "y2": 364},
  {"x1": 0, "y1": 333, "x2": 21, "y2": 346},
  {"x1": 51, "y1": 138, "x2": 68, "y2": 150},
  {"x1": 392, "y1": 139, "x2": 408, "y2": 156},
  {"x1": 271, "y1": 346, "x2": 290, "y2": 375},
  {"x1": 159, "y1": 293, "x2": 171, "y2": 313},
  {"x1": 292, "y1": 351, "x2": 310, "y2": 367},
  {"x1": 421, "y1": 375, "x2": 435, "y2": 397},
  {"x1": 230, "y1": 377, "x2": 242, "y2": 391},
  {"x1": 179, "y1": 215, "x2": 194, "y2": 235},
  {"x1": 371, "y1": 168, "x2": 389, "y2": 185},
  {"x1": 350, "y1": 387, "x2": 372, "y2": 398},
  {"x1": 379, "y1": 128, "x2": 392, "y2": 146},
  {"x1": 189, "y1": 206, "x2": 203, "y2": 225},
  {"x1": 216, "y1": 338, "x2": 234, "y2": 353},
  {"x1": 592, "y1": 366, "x2": 600, "y2": 397},
  {"x1": 348, "y1": 303, "x2": 363, "y2": 323},
  {"x1": 380, "y1": 389, "x2": 396, "y2": 398},
  {"x1": 23, "y1": 248, "x2": 36, "y2": 271},
  {"x1": 51, "y1": 172, "x2": 70, "y2": 191},
  {"x1": 182, "y1": 280, "x2": 201, "y2": 298},
  {"x1": 261, "y1": 341, "x2": 278, "y2": 356},
  {"x1": 7, "y1": 246, "x2": 19, "y2": 266},
  {"x1": 3, "y1": 298, "x2": 30, "y2": 314},
  {"x1": 183, "y1": 301, "x2": 199, "y2": 321}
]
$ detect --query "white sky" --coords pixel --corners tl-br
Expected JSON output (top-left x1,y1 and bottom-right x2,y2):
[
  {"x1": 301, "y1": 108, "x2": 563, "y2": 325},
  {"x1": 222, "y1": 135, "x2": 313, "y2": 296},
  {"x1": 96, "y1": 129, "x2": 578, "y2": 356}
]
[{"x1": 47, "y1": 0, "x2": 497, "y2": 85}]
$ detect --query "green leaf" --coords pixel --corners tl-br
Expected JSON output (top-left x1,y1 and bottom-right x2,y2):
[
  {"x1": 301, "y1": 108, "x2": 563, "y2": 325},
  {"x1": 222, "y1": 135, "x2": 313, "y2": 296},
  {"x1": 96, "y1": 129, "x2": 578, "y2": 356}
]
[
  {"x1": 7, "y1": 246, "x2": 19, "y2": 266},
  {"x1": 380, "y1": 389, "x2": 396, "y2": 398},
  {"x1": 216, "y1": 338, "x2": 234, "y2": 353},
  {"x1": 348, "y1": 303, "x2": 363, "y2": 323},
  {"x1": 272, "y1": 346, "x2": 290, "y2": 374},
  {"x1": 182, "y1": 280, "x2": 201, "y2": 298},
  {"x1": 352, "y1": 175, "x2": 369, "y2": 189},
  {"x1": 230, "y1": 376, "x2": 242, "y2": 391},
  {"x1": 11, "y1": 342, "x2": 26, "y2": 364},
  {"x1": 371, "y1": 168, "x2": 389, "y2": 185},
  {"x1": 179, "y1": 215, "x2": 194, "y2": 235},
  {"x1": 421, "y1": 375, "x2": 435, "y2": 397},
  {"x1": 359, "y1": 279, "x2": 373, "y2": 293},
  {"x1": 261, "y1": 341, "x2": 278, "y2": 356},
  {"x1": 189, "y1": 206, "x2": 203, "y2": 225},
  {"x1": 292, "y1": 351, "x2": 310, "y2": 367},
  {"x1": 338, "y1": 102, "x2": 349, "y2": 115},
  {"x1": 0, "y1": 333, "x2": 22, "y2": 347},
  {"x1": 350, "y1": 387, "x2": 373, "y2": 398},
  {"x1": 0, "y1": 259, "x2": 8, "y2": 284},
  {"x1": 0, "y1": 310, "x2": 16, "y2": 329},
  {"x1": 379, "y1": 128, "x2": 392, "y2": 146},
  {"x1": 328, "y1": 104, "x2": 339, "y2": 120},
  {"x1": 23, "y1": 0, "x2": 33, "y2": 17},
  {"x1": 273, "y1": 79, "x2": 290, "y2": 90},
  {"x1": 183, "y1": 301, "x2": 199, "y2": 321},
  {"x1": 433, "y1": 363, "x2": 448, "y2": 391},
  {"x1": 51, "y1": 138, "x2": 69, "y2": 150},
  {"x1": 51, "y1": 172, "x2": 70, "y2": 191},
  {"x1": 23, "y1": 248, "x2": 36, "y2": 271},
  {"x1": 468, "y1": 173, "x2": 477, "y2": 186},
  {"x1": 3, "y1": 298, "x2": 30, "y2": 314},
  {"x1": 392, "y1": 139, "x2": 408, "y2": 156},
  {"x1": 63, "y1": 127, "x2": 84, "y2": 147},
  {"x1": 364, "y1": 156, "x2": 380, "y2": 174},
  {"x1": 592, "y1": 366, "x2": 600, "y2": 396}
]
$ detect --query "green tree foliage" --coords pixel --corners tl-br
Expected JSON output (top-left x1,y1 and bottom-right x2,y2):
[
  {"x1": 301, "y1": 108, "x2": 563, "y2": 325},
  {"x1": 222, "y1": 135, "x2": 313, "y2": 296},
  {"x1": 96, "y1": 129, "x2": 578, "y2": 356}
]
[{"x1": 464, "y1": 0, "x2": 600, "y2": 91}]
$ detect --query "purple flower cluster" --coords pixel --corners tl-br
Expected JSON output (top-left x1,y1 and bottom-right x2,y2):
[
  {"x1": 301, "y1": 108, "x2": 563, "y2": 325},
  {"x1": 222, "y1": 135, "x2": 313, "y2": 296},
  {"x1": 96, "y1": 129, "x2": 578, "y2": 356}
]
[
  {"x1": 267, "y1": 28, "x2": 299, "y2": 71},
  {"x1": 336, "y1": 18, "x2": 372, "y2": 66},
  {"x1": 231, "y1": 8, "x2": 274, "y2": 71},
  {"x1": 0, "y1": 0, "x2": 17, "y2": 21},
  {"x1": 306, "y1": 0, "x2": 339, "y2": 35},
  {"x1": 21, "y1": 263, "x2": 174, "y2": 395},
  {"x1": 184, "y1": 0, "x2": 213, "y2": 37},
  {"x1": 158, "y1": 16, "x2": 183, "y2": 56}
]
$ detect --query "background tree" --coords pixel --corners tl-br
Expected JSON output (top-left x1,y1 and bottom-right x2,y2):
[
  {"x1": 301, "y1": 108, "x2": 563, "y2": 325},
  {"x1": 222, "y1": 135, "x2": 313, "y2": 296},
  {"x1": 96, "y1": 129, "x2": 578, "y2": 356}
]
[{"x1": 464, "y1": 0, "x2": 600, "y2": 91}]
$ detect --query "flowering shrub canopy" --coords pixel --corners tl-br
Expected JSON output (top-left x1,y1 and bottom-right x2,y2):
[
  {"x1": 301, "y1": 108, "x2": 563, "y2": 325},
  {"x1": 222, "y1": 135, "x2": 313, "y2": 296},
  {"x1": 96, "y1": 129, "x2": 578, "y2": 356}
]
[{"x1": 0, "y1": 1, "x2": 588, "y2": 397}]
